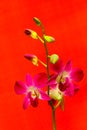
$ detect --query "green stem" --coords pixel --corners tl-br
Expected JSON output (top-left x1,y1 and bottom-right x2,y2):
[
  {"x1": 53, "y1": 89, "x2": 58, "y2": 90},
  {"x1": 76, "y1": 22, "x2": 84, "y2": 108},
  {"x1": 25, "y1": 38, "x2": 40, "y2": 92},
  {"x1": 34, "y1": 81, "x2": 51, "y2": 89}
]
[
  {"x1": 41, "y1": 24, "x2": 46, "y2": 34},
  {"x1": 38, "y1": 35, "x2": 44, "y2": 43},
  {"x1": 52, "y1": 109, "x2": 56, "y2": 130},
  {"x1": 40, "y1": 23, "x2": 57, "y2": 130},
  {"x1": 44, "y1": 42, "x2": 57, "y2": 130},
  {"x1": 44, "y1": 40, "x2": 57, "y2": 130},
  {"x1": 38, "y1": 59, "x2": 47, "y2": 67},
  {"x1": 44, "y1": 41, "x2": 50, "y2": 95}
]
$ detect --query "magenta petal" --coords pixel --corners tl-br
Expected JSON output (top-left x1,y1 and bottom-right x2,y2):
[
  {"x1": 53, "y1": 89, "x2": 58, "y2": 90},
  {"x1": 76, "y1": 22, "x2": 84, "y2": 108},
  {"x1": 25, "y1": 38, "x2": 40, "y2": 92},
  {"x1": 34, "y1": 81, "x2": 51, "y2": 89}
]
[
  {"x1": 64, "y1": 83, "x2": 80, "y2": 96},
  {"x1": 58, "y1": 78, "x2": 74, "y2": 96},
  {"x1": 14, "y1": 81, "x2": 27, "y2": 94},
  {"x1": 50, "y1": 74, "x2": 57, "y2": 83},
  {"x1": 40, "y1": 90, "x2": 50, "y2": 100},
  {"x1": 34, "y1": 73, "x2": 48, "y2": 88},
  {"x1": 23, "y1": 96, "x2": 30, "y2": 109},
  {"x1": 70, "y1": 68, "x2": 84, "y2": 82},
  {"x1": 26, "y1": 74, "x2": 33, "y2": 86},
  {"x1": 64, "y1": 82, "x2": 75, "y2": 96},
  {"x1": 64, "y1": 60, "x2": 72, "y2": 72},
  {"x1": 50, "y1": 59, "x2": 64, "y2": 74},
  {"x1": 47, "y1": 74, "x2": 57, "y2": 88},
  {"x1": 49, "y1": 84, "x2": 57, "y2": 88}
]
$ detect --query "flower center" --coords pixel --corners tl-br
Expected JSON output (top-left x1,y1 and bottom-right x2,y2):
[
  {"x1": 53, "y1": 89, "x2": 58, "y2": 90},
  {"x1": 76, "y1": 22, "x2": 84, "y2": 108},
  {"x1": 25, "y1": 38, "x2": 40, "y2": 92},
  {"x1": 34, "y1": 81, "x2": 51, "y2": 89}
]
[
  {"x1": 56, "y1": 75, "x2": 65, "y2": 84},
  {"x1": 56, "y1": 71, "x2": 68, "y2": 84},
  {"x1": 27, "y1": 86, "x2": 39, "y2": 98}
]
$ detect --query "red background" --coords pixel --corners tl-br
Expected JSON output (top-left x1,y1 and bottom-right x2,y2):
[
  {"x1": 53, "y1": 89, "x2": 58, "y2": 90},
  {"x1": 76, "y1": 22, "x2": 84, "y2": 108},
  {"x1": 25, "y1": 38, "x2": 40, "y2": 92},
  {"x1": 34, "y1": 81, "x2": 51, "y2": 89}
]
[{"x1": 0, "y1": 0, "x2": 87, "y2": 130}]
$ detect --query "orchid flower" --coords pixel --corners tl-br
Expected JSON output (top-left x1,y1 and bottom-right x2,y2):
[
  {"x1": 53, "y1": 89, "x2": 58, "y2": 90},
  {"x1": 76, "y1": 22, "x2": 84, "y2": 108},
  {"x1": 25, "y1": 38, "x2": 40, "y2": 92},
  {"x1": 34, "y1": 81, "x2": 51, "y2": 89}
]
[
  {"x1": 49, "y1": 60, "x2": 84, "y2": 99},
  {"x1": 14, "y1": 73, "x2": 50, "y2": 109}
]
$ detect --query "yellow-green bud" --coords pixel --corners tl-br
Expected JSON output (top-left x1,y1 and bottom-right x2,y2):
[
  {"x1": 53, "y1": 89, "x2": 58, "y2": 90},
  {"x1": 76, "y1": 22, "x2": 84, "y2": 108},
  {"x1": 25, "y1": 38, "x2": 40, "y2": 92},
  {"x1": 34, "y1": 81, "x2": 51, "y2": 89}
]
[
  {"x1": 43, "y1": 35, "x2": 55, "y2": 42},
  {"x1": 50, "y1": 54, "x2": 59, "y2": 64}
]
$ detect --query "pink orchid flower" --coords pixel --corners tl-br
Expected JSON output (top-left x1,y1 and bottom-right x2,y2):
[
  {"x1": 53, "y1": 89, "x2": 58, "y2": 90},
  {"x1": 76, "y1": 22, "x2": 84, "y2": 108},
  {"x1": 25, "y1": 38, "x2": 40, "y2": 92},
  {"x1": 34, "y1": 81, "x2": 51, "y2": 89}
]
[
  {"x1": 49, "y1": 60, "x2": 84, "y2": 98},
  {"x1": 14, "y1": 73, "x2": 50, "y2": 109}
]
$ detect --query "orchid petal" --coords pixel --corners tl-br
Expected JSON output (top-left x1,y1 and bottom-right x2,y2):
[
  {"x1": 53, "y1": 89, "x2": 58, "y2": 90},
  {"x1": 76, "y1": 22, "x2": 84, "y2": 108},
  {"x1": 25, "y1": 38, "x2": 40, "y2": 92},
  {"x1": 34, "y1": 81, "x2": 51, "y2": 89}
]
[
  {"x1": 39, "y1": 91, "x2": 50, "y2": 100},
  {"x1": 26, "y1": 74, "x2": 33, "y2": 86},
  {"x1": 47, "y1": 74, "x2": 57, "y2": 88},
  {"x1": 64, "y1": 60, "x2": 72, "y2": 72},
  {"x1": 58, "y1": 78, "x2": 74, "y2": 96},
  {"x1": 34, "y1": 73, "x2": 48, "y2": 88},
  {"x1": 48, "y1": 84, "x2": 57, "y2": 88},
  {"x1": 63, "y1": 82, "x2": 75, "y2": 96},
  {"x1": 14, "y1": 81, "x2": 27, "y2": 94},
  {"x1": 23, "y1": 96, "x2": 30, "y2": 109},
  {"x1": 70, "y1": 68, "x2": 84, "y2": 82},
  {"x1": 50, "y1": 59, "x2": 63, "y2": 74}
]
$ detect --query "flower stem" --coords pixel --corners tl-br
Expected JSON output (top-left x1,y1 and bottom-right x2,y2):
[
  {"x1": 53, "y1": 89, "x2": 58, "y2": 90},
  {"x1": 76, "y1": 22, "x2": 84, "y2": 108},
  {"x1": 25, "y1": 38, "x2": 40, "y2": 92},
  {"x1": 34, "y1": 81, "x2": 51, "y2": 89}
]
[
  {"x1": 44, "y1": 38, "x2": 57, "y2": 130},
  {"x1": 38, "y1": 35, "x2": 44, "y2": 43},
  {"x1": 44, "y1": 41, "x2": 50, "y2": 95},
  {"x1": 38, "y1": 59, "x2": 47, "y2": 67},
  {"x1": 40, "y1": 23, "x2": 57, "y2": 130},
  {"x1": 52, "y1": 109, "x2": 56, "y2": 130}
]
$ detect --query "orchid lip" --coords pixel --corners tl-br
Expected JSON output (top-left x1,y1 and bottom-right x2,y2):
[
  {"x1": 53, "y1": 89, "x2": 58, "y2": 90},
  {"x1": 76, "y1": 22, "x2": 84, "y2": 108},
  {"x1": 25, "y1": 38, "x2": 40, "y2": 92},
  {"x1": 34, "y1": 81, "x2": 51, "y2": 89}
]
[{"x1": 27, "y1": 86, "x2": 40, "y2": 98}]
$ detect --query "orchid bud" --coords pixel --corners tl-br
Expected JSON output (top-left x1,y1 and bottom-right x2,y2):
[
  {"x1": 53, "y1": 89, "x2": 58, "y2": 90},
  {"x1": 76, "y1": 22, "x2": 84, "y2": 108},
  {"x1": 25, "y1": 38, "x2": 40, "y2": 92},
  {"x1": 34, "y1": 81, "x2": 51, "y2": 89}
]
[
  {"x1": 50, "y1": 54, "x2": 59, "y2": 64},
  {"x1": 43, "y1": 35, "x2": 55, "y2": 42},
  {"x1": 24, "y1": 54, "x2": 38, "y2": 66},
  {"x1": 33, "y1": 17, "x2": 41, "y2": 26},
  {"x1": 25, "y1": 29, "x2": 38, "y2": 39}
]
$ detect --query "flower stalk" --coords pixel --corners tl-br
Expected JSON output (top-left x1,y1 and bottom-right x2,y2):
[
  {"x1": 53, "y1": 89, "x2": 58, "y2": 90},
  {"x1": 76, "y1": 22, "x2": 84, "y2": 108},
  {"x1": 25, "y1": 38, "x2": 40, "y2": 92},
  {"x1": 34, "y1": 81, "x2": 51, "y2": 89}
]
[
  {"x1": 41, "y1": 23, "x2": 57, "y2": 130},
  {"x1": 38, "y1": 35, "x2": 44, "y2": 43},
  {"x1": 52, "y1": 108, "x2": 56, "y2": 130},
  {"x1": 44, "y1": 41, "x2": 50, "y2": 94},
  {"x1": 44, "y1": 40, "x2": 57, "y2": 130},
  {"x1": 38, "y1": 59, "x2": 47, "y2": 67}
]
